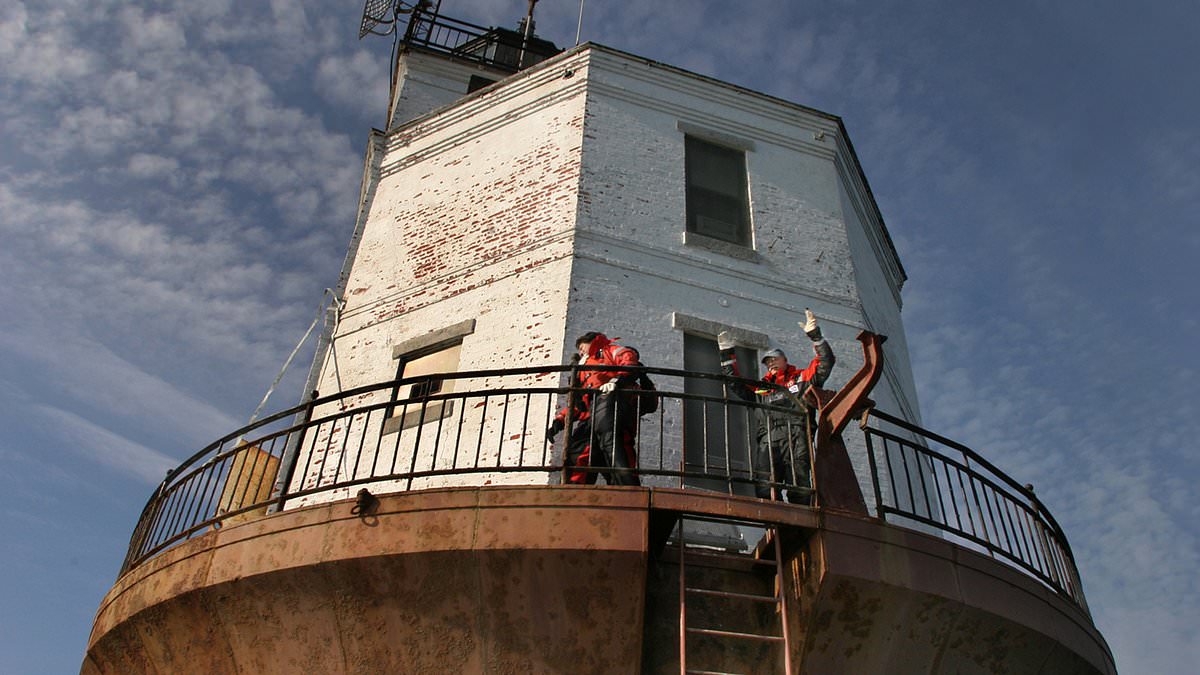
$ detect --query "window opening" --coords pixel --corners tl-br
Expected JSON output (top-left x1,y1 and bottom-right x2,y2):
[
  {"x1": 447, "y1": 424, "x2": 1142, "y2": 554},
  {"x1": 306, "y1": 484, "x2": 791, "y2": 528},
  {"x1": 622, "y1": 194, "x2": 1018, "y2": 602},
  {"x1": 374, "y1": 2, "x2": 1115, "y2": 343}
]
[
  {"x1": 386, "y1": 342, "x2": 463, "y2": 433},
  {"x1": 685, "y1": 135, "x2": 752, "y2": 247},
  {"x1": 467, "y1": 74, "x2": 497, "y2": 93}
]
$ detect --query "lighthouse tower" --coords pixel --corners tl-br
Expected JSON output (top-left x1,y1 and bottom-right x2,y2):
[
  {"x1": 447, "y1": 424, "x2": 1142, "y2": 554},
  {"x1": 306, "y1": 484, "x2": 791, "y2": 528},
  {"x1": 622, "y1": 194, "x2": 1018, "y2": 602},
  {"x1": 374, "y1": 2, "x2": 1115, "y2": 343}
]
[
  {"x1": 291, "y1": 2, "x2": 918, "y2": 504},
  {"x1": 84, "y1": 6, "x2": 1114, "y2": 674}
]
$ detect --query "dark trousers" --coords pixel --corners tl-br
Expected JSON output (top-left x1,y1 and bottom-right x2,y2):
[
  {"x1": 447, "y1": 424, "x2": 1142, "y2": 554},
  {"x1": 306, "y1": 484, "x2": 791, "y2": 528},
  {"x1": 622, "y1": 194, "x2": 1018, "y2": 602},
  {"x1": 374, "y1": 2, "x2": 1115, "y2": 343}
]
[
  {"x1": 564, "y1": 422, "x2": 595, "y2": 485},
  {"x1": 589, "y1": 392, "x2": 640, "y2": 486},
  {"x1": 754, "y1": 415, "x2": 812, "y2": 503}
]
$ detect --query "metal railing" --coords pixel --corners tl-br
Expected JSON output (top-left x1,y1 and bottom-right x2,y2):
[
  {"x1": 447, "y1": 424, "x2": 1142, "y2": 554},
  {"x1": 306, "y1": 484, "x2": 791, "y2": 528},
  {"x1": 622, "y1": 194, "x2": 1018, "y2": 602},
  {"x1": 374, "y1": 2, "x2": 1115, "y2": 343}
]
[
  {"x1": 119, "y1": 366, "x2": 810, "y2": 574},
  {"x1": 117, "y1": 366, "x2": 1092, "y2": 618},
  {"x1": 863, "y1": 409, "x2": 1090, "y2": 614},
  {"x1": 402, "y1": 10, "x2": 562, "y2": 72}
]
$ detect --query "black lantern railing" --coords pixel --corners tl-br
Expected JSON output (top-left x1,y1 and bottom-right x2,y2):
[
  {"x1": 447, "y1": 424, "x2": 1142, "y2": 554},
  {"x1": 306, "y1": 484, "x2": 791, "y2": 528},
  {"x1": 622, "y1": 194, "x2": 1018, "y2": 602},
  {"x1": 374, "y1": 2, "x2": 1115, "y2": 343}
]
[{"x1": 401, "y1": 10, "x2": 562, "y2": 72}]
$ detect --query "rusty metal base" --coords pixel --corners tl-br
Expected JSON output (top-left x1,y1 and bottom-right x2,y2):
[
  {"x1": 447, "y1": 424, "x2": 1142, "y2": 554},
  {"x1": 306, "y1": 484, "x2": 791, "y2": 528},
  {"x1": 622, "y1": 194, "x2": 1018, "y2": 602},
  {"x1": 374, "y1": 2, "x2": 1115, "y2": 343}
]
[{"x1": 83, "y1": 487, "x2": 1114, "y2": 674}]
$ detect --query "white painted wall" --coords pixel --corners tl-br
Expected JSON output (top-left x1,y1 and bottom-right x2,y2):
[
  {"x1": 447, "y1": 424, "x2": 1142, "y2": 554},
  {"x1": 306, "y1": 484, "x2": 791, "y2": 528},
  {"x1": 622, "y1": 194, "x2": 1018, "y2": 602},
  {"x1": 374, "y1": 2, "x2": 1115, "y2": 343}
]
[{"x1": 564, "y1": 48, "x2": 916, "y2": 508}]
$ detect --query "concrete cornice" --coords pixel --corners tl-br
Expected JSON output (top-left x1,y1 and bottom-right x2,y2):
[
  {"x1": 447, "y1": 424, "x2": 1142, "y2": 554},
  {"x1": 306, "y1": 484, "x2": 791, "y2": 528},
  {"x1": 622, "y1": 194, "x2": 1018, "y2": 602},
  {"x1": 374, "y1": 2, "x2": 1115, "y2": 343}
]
[
  {"x1": 584, "y1": 52, "x2": 837, "y2": 161},
  {"x1": 581, "y1": 45, "x2": 840, "y2": 131},
  {"x1": 834, "y1": 150, "x2": 906, "y2": 304}
]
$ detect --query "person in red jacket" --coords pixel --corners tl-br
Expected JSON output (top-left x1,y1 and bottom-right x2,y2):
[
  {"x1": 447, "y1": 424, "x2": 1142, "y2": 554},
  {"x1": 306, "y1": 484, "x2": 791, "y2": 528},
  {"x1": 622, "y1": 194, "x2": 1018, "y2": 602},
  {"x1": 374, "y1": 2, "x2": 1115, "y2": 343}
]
[
  {"x1": 547, "y1": 332, "x2": 645, "y2": 486},
  {"x1": 718, "y1": 310, "x2": 834, "y2": 503}
]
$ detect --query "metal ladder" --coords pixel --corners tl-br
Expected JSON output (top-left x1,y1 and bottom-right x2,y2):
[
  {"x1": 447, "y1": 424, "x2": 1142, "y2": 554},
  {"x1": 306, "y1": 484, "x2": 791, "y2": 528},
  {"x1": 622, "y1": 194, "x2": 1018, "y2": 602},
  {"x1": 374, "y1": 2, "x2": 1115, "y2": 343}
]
[{"x1": 677, "y1": 516, "x2": 792, "y2": 675}]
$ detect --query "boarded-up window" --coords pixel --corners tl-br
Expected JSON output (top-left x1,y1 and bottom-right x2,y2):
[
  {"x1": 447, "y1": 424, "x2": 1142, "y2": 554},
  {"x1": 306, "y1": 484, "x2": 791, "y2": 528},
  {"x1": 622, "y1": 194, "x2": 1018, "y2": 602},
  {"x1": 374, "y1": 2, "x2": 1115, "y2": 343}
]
[{"x1": 685, "y1": 135, "x2": 752, "y2": 247}]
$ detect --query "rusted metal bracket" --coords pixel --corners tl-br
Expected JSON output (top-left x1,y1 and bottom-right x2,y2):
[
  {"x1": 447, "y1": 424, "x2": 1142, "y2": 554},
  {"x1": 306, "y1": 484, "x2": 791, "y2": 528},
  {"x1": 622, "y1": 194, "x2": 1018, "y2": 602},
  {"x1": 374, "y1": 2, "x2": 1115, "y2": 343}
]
[{"x1": 810, "y1": 331, "x2": 887, "y2": 515}]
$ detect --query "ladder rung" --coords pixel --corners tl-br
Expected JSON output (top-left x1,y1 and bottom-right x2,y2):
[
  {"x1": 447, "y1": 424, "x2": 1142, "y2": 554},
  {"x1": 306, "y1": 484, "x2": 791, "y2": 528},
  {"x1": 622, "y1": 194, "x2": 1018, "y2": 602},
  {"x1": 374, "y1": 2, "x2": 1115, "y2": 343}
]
[
  {"x1": 685, "y1": 587, "x2": 778, "y2": 603},
  {"x1": 677, "y1": 514, "x2": 770, "y2": 529},
  {"x1": 686, "y1": 627, "x2": 785, "y2": 642},
  {"x1": 679, "y1": 522, "x2": 791, "y2": 675},
  {"x1": 682, "y1": 548, "x2": 777, "y2": 566}
]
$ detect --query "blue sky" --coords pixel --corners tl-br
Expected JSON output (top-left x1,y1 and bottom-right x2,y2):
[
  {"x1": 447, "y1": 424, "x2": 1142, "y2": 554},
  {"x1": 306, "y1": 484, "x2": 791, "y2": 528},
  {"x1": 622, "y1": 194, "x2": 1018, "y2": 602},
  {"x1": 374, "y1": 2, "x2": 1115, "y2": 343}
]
[{"x1": 1, "y1": 1, "x2": 1196, "y2": 672}]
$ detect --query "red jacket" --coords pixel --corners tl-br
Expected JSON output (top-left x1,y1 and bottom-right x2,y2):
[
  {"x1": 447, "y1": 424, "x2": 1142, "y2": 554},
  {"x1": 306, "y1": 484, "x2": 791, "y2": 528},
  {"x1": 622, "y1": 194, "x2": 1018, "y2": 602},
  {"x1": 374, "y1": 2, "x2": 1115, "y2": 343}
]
[
  {"x1": 722, "y1": 339, "x2": 835, "y2": 406},
  {"x1": 762, "y1": 362, "x2": 821, "y2": 393},
  {"x1": 557, "y1": 334, "x2": 641, "y2": 423},
  {"x1": 580, "y1": 334, "x2": 640, "y2": 387}
]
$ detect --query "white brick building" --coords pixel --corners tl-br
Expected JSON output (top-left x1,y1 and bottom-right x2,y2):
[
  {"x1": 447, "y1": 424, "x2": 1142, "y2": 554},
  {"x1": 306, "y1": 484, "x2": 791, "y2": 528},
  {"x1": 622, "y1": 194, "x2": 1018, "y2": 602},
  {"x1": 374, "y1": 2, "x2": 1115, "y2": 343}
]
[{"x1": 287, "y1": 41, "x2": 919, "y2": 507}]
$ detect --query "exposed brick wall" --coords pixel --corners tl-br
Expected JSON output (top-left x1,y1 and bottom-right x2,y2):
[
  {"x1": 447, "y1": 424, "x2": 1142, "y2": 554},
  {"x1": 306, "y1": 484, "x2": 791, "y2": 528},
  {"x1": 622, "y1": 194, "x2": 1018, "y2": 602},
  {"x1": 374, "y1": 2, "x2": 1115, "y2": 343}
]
[{"x1": 289, "y1": 54, "x2": 591, "y2": 500}]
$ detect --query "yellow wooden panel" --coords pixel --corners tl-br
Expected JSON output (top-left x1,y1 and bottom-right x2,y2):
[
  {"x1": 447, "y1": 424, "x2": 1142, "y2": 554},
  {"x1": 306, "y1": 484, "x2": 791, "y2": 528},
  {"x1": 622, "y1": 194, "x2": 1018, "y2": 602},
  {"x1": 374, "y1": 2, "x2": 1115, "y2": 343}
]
[{"x1": 217, "y1": 444, "x2": 281, "y2": 527}]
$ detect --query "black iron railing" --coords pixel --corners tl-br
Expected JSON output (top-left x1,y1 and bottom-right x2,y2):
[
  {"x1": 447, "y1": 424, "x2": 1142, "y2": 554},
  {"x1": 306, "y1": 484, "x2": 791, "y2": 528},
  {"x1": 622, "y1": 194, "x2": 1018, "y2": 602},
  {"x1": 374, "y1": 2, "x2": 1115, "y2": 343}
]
[
  {"x1": 120, "y1": 366, "x2": 810, "y2": 574},
  {"x1": 117, "y1": 367, "x2": 1091, "y2": 618},
  {"x1": 863, "y1": 409, "x2": 1089, "y2": 614},
  {"x1": 401, "y1": 10, "x2": 562, "y2": 72}
]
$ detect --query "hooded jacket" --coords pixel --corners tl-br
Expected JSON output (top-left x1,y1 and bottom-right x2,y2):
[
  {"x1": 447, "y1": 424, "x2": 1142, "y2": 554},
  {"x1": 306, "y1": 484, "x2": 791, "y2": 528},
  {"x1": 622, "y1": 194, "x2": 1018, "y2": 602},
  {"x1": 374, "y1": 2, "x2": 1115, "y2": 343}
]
[{"x1": 556, "y1": 334, "x2": 642, "y2": 423}]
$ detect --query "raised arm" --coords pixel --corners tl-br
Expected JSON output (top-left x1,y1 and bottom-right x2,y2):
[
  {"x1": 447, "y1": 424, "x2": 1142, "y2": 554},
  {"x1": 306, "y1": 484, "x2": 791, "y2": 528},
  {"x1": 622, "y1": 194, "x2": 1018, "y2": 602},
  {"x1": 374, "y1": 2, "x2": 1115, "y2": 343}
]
[
  {"x1": 717, "y1": 331, "x2": 758, "y2": 401},
  {"x1": 798, "y1": 309, "x2": 836, "y2": 386}
]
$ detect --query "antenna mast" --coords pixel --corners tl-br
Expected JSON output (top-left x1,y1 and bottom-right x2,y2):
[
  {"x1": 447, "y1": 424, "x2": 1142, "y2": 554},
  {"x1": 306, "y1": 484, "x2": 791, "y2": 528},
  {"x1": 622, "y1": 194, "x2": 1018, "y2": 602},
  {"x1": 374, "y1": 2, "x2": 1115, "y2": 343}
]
[
  {"x1": 576, "y1": 0, "x2": 586, "y2": 45},
  {"x1": 518, "y1": 0, "x2": 539, "y2": 69},
  {"x1": 358, "y1": 0, "x2": 433, "y2": 39}
]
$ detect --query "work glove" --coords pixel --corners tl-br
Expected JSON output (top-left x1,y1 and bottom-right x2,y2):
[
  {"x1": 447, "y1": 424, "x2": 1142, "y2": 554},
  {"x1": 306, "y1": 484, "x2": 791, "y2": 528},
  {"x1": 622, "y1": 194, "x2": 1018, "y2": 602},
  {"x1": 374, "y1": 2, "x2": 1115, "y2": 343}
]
[
  {"x1": 599, "y1": 381, "x2": 618, "y2": 394},
  {"x1": 802, "y1": 308, "x2": 823, "y2": 341},
  {"x1": 546, "y1": 418, "x2": 564, "y2": 442},
  {"x1": 716, "y1": 330, "x2": 736, "y2": 350}
]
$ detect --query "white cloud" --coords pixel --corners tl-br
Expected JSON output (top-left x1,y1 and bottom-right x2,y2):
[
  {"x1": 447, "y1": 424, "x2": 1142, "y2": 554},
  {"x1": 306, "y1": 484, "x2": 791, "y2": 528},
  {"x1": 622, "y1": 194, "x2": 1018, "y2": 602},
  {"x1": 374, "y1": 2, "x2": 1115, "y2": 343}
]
[
  {"x1": 0, "y1": 2, "x2": 97, "y2": 88},
  {"x1": 127, "y1": 152, "x2": 181, "y2": 177},
  {"x1": 117, "y1": 5, "x2": 187, "y2": 54},
  {"x1": 31, "y1": 405, "x2": 176, "y2": 485},
  {"x1": 314, "y1": 49, "x2": 389, "y2": 111},
  {"x1": 0, "y1": 322, "x2": 243, "y2": 446},
  {"x1": 0, "y1": 179, "x2": 320, "y2": 428}
]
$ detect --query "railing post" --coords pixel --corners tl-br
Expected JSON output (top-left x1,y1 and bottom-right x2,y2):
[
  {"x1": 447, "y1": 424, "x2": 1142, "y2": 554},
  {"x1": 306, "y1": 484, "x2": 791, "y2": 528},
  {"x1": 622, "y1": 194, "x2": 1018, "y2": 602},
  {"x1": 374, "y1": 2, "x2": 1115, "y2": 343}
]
[
  {"x1": 270, "y1": 391, "x2": 319, "y2": 514},
  {"x1": 559, "y1": 361, "x2": 580, "y2": 484},
  {"x1": 861, "y1": 419, "x2": 885, "y2": 519},
  {"x1": 403, "y1": 4, "x2": 422, "y2": 44}
]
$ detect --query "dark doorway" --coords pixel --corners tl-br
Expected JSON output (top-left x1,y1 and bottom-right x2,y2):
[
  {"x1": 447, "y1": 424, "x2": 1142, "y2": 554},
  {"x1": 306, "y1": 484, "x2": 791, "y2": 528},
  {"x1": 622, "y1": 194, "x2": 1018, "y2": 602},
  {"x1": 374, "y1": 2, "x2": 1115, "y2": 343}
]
[{"x1": 682, "y1": 333, "x2": 758, "y2": 495}]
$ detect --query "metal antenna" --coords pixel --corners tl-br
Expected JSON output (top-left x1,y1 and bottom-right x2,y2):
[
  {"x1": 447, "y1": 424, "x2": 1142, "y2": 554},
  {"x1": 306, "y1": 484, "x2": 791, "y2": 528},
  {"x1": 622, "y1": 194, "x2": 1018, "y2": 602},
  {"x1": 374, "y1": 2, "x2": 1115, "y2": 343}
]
[
  {"x1": 358, "y1": 0, "x2": 423, "y2": 39},
  {"x1": 518, "y1": 0, "x2": 539, "y2": 69},
  {"x1": 576, "y1": 0, "x2": 586, "y2": 45}
]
